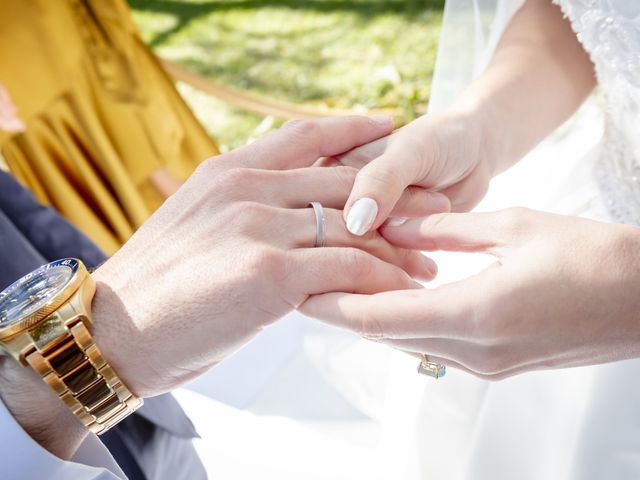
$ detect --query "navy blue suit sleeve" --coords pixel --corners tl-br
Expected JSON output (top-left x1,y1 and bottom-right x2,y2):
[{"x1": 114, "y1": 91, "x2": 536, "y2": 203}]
[{"x1": 0, "y1": 172, "x2": 106, "y2": 268}]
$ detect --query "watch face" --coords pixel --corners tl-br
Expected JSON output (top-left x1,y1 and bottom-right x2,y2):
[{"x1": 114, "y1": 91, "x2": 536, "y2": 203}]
[{"x1": 0, "y1": 259, "x2": 79, "y2": 329}]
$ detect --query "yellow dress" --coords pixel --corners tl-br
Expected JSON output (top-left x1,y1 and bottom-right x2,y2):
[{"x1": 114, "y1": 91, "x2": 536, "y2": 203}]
[{"x1": 0, "y1": 0, "x2": 219, "y2": 254}]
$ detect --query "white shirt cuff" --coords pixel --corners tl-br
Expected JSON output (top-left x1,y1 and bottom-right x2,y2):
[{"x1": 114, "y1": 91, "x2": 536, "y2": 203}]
[{"x1": 0, "y1": 397, "x2": 126, "y2": 479}]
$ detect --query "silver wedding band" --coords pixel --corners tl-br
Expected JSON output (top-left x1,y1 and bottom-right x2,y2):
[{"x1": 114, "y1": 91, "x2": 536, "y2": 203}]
[
  {"x1": 417, "y1": 354, "x2": 446, "y2": 379},
  {"x1": 309, "y1": 202, "x2": 326, "y2": 248}
]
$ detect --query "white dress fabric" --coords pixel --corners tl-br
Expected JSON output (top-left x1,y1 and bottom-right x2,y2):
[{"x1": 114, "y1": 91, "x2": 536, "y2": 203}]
[
  {"x1": 381, "y1": 1, "x2": 640, "y2": 479},
  {"x1": 555, "y1": 0, "x2": 640, "y2": 226}
]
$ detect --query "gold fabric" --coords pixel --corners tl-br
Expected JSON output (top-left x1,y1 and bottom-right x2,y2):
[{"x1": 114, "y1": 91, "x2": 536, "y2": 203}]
[{"x1": 0, "y1": 0, "x2": 219, "y2": 254}]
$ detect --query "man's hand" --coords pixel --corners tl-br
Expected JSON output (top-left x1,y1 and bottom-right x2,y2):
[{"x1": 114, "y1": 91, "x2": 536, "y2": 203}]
[
  {"x1": 302, "y1": 209, "x2": 640, "y2": 380},
  {"x1": 0, "y1": 116, "x2": 442, "y2": 459},
  {"x1": 93, "y1": 116, "x2": 443, "y2": 397}
]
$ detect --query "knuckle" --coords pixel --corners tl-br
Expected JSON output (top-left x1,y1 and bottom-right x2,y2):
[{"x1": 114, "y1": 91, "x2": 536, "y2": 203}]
[
  {"x1": 216, "y1": 167, "x2": 259, "y2": 188},
  {"x1": 394, "y1": 247, "x2": 415, "y2": 270},
  {"x1": 498, "y1": 207, "x2": 533, "y2": 236},
  {"x1": 242, "y1": 201, "x2": 274, "y2": 222},
  {"x1": 194, "y1": 155, "x2": 223, "y2": 177},
  {"x1": 359, "y1": 163, "x2": 405, "y2": 191},
  {"x1": 219, "y1": 202, "x2": 247, "y2": 229},
  {"x1": 283, "y1": 119, "x2": 320, "y2": 138},
  {"x1": 404, "y1": 213, "x2": 449, "y2": 251},
  {"x1": 344, "y1": 248, "x2": 374, "y2": 279},
  {"x1": 244, "y1": 247, "x2": 285, "y2": 280},
  {"x1": 215, "y1": 168, "x2": 268, "y2": 201},
  {"x1": 332, "y1": 166, "x2": 358, "y2": 192},
  {"x1": 339, "y1": 144, "x2": 379, "y2": 166},
  {"x1": 351, "y1": 299, "x2": 385, "y2": 339},
  {"x1": 421, "y1": 211, "x2": 449, "y2": 231},
  {"x1": 223, "y1": 201, "x2": 275, "y2": 234},
  {"x1": 194, "y1": 151, "x2": 247, "y2": 180},
  {"x1": 358, "y1": 313, "x2": 385, "y2": 340},
  {"x1": 392, "y1": 136, "x2": 431, "y2": 179}
]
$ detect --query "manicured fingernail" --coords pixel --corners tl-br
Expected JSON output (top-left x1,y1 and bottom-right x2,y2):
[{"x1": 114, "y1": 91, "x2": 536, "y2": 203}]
[
  {"x1": 347, "y1": 198, "x2": 378, "y2": 236},
  {"x1": 370, "y1": 115, "x2": 394, "y2": 128},
  {"x1": 383, "y1": 217, "x2": 408, "y2": 227}
]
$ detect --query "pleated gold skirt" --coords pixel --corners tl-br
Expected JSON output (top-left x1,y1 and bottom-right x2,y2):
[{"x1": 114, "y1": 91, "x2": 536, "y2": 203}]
[{"x1": 0, "y1": 0, "x2": 219, "y2": 254}]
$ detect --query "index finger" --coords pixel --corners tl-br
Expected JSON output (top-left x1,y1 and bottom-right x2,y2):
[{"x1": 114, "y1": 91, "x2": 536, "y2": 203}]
[
  {"x1": 234, "y1": 116, "x2": 395, "y2": 170},
  {"x1": 335, "y1": 134, "x2": 389, "y2": 169},
  {"x1": 299, "y1": 271, "x2": 495, "y2": 341}
]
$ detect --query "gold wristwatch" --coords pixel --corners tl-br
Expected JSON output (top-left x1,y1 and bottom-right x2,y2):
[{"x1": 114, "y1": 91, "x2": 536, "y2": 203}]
[{"x1": 0, "y1": 258, "x2": 142, "y2": 434}]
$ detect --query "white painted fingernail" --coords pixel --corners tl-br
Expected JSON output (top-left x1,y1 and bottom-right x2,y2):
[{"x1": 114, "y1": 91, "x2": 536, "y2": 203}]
[
  {"x1": 346, "y1": 198, "x2": 378, "y2": 236},
  {"x1": 383, "y1": 217, "x2": 408, "y2": 227}
]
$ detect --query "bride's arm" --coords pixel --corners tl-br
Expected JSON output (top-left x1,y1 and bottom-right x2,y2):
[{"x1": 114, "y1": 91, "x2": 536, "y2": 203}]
[
  {"x1": 457, "y1": 0, "x2": 596, "y2": 174},
  {"x1": 338, "y1": 0, "x2": 596, "y2": 235}
]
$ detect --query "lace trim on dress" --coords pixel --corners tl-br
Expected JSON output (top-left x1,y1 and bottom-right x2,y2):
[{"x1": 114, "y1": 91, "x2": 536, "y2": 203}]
[{"x1": 552, "y1": 0, "x2": 640, "y2": 225}]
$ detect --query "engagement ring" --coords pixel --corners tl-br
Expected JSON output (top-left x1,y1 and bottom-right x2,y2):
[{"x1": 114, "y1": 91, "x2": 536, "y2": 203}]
[{"x1": 417, "y1": 354, "x2": 446, "y2": 379}]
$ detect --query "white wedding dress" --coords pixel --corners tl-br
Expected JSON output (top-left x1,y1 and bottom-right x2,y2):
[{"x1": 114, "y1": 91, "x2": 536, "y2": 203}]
[{"x1": 376, "y1": 1, "x2": 640, "y2": 479}]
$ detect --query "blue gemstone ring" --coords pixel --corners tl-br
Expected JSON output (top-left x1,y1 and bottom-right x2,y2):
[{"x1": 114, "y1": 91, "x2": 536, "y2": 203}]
[{"x1": 417, "y1": 354, "x2": 446, "y2": 379}]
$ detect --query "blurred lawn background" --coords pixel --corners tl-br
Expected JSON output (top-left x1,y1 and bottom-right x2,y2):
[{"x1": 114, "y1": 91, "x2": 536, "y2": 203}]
[{"x1": 129, "y1": 0, "x2": 445, "y2": 151}]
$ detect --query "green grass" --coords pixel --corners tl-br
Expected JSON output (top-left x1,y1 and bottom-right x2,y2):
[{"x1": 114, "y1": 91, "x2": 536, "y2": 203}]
[{"x1": 129, "y1": 0, "x2": 444, "y2": 151}]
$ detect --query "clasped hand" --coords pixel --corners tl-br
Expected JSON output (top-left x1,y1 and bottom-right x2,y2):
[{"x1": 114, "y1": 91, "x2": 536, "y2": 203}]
[
  {"x1": 302, "y1": 109, "x2": 640, "y2": 380},
  {"x1": 92, "y1": 116, "x2": 448, "y2": 398},
  {"x1": 303, "y1": 209, "x2": 640, "y2": 379},
  {"x1": 94, "y1": 114, "x2": 640, "y2": 396}
]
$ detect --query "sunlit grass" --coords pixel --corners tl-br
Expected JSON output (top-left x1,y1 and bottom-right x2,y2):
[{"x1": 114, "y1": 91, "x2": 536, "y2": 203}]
[{"x1": 129, "y1": 0, "x2": 444, "y2": 150}]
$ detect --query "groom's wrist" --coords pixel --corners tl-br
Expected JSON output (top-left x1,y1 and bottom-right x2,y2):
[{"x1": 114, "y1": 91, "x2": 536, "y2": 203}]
[{"x1": 0, "y1": 267, "x2": 144, "y2": 461}]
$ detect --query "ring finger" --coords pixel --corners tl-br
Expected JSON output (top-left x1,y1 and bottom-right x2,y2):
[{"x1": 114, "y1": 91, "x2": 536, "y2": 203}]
[
  {"x1": 247, "y1": 167, "x2": 450, "y2": 218},
  {"x1": 281, "y1": 206, "x2": 438, "y2": 280},
  {"x1": 402, "y1": 351, "x2": 481, "y2": 379},
  {"x1": 398, "y1": 344, "x2": 517, "y2": 381}
]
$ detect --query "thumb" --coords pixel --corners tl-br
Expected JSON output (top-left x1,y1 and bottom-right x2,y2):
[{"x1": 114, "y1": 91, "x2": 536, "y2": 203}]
[{"x1": 343, "y1": 151, "x2": 449, "y2": 236}]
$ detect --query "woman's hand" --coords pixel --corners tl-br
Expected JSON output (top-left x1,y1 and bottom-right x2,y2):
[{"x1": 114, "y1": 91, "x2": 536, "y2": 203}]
[
  {"x1": 301, "y1": 208, "x2": 640, "y2": 380},
  {"x1": 338, "y1": 108, "x2": 492, "y2": 236},
  {"x1": 338, "y1": 0, "x2": 595, "y2": 236}
]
